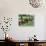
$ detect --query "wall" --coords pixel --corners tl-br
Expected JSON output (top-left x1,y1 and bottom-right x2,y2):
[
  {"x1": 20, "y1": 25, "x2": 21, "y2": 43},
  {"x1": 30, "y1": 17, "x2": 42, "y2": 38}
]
[{"x1": 0, "y1": 0, "x2": 46, "y2": 40}]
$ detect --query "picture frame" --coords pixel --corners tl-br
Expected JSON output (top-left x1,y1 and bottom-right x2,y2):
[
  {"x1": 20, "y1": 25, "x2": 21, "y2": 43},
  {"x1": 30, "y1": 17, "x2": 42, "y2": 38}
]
[{"x1": 18, "y1": 14, "x2": 34, "y2": 26}]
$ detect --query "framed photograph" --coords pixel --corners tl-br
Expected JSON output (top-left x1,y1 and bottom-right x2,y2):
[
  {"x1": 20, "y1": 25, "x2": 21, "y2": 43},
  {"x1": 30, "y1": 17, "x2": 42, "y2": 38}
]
[{"x1": 18, "y1": 14, "x2": 34, "y2": 26}]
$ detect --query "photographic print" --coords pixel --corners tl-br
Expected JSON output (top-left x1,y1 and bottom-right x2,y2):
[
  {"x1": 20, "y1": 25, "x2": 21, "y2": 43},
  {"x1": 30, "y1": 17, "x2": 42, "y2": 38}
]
[{"x1": 18, "y1": 14, "x2": 34, "y2": 26}]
